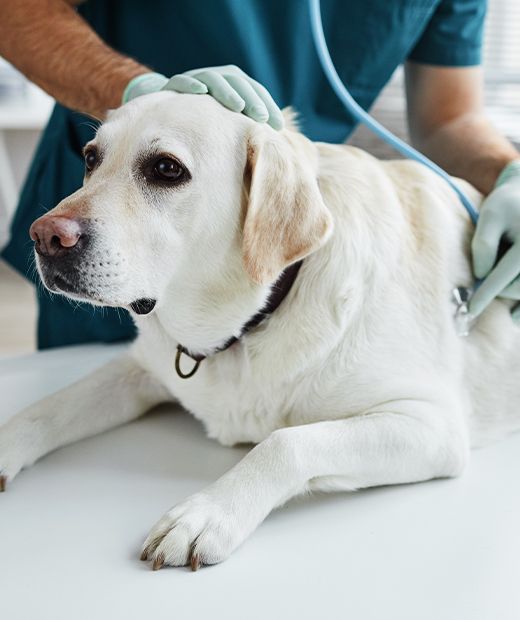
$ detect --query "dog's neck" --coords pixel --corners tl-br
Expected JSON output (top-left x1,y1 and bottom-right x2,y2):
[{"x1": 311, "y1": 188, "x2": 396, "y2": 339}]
[
  {"x1": 177, "y1": 260, "x2": 302, "y2": 363},
  {"x1": 154, "y1": 257, "x2": 302, "y2": 363}
]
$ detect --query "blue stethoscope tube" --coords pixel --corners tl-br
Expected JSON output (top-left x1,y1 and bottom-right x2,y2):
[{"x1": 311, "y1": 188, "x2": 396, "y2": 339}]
[{"x1": 308, "y1": 0, "x2": 480, "y2": 226}]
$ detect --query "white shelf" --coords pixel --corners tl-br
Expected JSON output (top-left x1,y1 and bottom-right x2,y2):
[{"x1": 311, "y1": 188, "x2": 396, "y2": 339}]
[
  {"x1": 0, "y1": 84, "x2": 54, "y2": 235},
  {"x1": 0, "y1": 83, "x2": 53, "y2": 130}
]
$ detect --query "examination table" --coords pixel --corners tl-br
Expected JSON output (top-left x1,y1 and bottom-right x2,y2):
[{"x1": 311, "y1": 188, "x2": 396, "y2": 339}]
[{"x1": 0, "y1": 344, "x2": 519, "y2": 620}]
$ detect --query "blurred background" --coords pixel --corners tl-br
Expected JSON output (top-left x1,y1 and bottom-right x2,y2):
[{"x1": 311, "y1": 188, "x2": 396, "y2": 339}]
[{"x1": 0, "y1": 0, "x2": 518, "y2": 357}]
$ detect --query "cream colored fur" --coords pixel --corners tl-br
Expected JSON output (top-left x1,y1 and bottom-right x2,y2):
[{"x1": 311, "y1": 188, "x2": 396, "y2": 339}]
[{"x1": 1, "y1": 92, "x2": 519, "y2": 569}]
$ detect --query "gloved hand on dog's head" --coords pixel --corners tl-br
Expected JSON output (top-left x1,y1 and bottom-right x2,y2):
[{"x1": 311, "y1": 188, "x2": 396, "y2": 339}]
[{"x1": 122, "y1": 66, "x2": 284, "y2": 130}]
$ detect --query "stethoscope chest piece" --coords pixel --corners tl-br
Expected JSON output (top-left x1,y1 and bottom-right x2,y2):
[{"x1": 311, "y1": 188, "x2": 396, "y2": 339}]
[{"x1": 452, "y1": 286, "x2": 477, "y2": 337}]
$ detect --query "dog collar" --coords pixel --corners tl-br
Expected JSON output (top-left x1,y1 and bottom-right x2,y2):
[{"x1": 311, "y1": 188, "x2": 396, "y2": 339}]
[{"x1": 174, "y1": 260, "x2": 303, "y2": 379}]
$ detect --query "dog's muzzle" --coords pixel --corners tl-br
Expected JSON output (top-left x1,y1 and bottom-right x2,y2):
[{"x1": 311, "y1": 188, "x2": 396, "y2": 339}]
[{"x1": 30, "y1": 214, "x2": 92, "y2": 293}]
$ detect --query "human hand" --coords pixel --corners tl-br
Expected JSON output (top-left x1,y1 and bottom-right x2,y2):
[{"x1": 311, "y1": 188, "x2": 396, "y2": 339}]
[
  {"x1": 123, "y1": 66, "x2": 284, "y2": 130},
  {"x1": 469, "y1": 160, "x2": 520, "y2": 323},
  {"x1": 122, "y1": 72, "x2": 169, "y2": 103}
]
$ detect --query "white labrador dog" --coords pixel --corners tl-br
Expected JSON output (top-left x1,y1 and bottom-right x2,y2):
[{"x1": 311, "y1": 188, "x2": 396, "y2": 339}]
[{"x1": 1, "y1": 92, "x2": 519, "y2": 570}]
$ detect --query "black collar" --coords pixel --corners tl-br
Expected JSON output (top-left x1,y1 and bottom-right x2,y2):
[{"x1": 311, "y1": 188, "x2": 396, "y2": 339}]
[{"x1": 175, "y1": 260, "x2": 303, "y2": 378}]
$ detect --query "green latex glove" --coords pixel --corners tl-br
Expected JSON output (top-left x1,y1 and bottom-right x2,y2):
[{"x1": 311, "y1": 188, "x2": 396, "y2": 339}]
[
  {"x1": 122, "y1": 72, "x2": 169, "y2": 102},
  {"x1": 469, "y1": 160, "x2": 520, "y2": 323},
  {"x1": 123, "y1": 66, "x2": 284, "y2": 130}
]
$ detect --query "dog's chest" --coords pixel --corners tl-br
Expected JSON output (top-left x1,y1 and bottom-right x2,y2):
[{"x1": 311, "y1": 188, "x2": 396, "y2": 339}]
[
  {"x1": 133, "y1": 329, "x2": 294, "y2": 445},
  {"x1": 167, "y1": 365, "x2": 292, "y2": 445},
  {"x1": 181, "y1": 374, "x2": 291, "y2": 445},
  {"x1": 133, "y1": 293, "x2": 461, "y2": 447},
  {"x1": 134, "y1": 330, "x2": 382, "y2": 446}
]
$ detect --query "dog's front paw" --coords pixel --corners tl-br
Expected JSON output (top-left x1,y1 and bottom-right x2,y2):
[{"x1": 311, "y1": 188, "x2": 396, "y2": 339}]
[
  {"x1": 0, "y1": 417, "x2": 42, "y2": 491},
  {"x1": 0, "y1": 433, "x2": 27, "y2": 492},
  {"x1": 141, "y1": 492, "x2": 250, "y2": 571}
]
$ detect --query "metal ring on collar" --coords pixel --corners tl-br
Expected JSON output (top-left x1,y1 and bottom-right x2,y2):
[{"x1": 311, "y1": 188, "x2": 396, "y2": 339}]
[{"x1": 175, "y1": 345, "x2": 202, "y2": 379}]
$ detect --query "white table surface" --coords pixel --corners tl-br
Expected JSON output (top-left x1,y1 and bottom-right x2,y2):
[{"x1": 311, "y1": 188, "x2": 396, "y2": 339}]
[{"x1": 0, "y1": 344, "x2": 519, "y2": 620}]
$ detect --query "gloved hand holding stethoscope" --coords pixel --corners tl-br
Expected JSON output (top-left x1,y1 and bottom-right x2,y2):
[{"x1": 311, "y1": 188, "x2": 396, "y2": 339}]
[{"x1": 469, "y1": 160, "x2": 520, "y2": 323}]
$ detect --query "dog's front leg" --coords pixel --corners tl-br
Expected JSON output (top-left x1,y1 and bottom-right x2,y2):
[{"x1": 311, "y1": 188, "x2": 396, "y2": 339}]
[
  {"x1": 0, "y1": 353, "x2": 168, "y2": 489},
  {"x1": 142, "y1": 399, "x2": 469, "y2": 570}
]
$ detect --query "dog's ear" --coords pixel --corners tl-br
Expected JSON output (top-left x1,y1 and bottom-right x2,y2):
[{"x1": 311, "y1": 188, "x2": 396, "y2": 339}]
[{"x1": 242, "y1": 128, "x2": 333, "y2": 284}]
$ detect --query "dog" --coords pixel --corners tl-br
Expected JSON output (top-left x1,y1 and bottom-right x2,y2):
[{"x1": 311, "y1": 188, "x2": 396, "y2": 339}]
[{"x1": 1, "y1": 91, "x2": 519, "y2": 571}]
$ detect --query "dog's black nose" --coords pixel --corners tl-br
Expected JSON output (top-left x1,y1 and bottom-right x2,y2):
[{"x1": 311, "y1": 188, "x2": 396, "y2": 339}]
[{"x1": 30, "y1": 215, "x2": 88, "y2": 258}]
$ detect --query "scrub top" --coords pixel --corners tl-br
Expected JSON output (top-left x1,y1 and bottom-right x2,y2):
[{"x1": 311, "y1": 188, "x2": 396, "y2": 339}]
[{"x1": 1, "y1": 0, "x2": 487, "y2": 349}]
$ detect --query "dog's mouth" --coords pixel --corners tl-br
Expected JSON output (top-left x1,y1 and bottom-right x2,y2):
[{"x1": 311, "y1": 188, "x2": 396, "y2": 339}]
[
  {"x1": 54, "y1": 277, "x2": 157, "y2": 315},
  {"x1": 50, "y1": 273, "x2": 111, "y2": 306},
  {"x1": 41, "y1": 267, "x2": 157, "y2": 315},
  {"x1": 37, "y1": 254, "x2": 91, "y2": 297},
  {"x1": 46, "y1": 272, "x2": 85, "y2": 296}
]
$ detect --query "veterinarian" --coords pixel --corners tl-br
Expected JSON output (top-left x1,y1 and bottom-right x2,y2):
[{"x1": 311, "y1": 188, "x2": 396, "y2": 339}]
[{"x1": 1, "y1": 0, "x2": 519, "y2": 348}]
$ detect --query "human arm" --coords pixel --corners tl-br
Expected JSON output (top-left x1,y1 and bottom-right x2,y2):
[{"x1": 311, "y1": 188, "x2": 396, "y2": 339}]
[
  {"x1": 0, "y1": 0, "x2": 283, "y2": 125},
  {"x1": 405, "y1": 63, "x2": 518, "y2": 195},
  {"x1": 0, "y1": 0, "x2": 149, "y2": 119}
]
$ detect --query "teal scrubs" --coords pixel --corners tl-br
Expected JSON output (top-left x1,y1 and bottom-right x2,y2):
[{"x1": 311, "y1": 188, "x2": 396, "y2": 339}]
[{"x1": 1, "y1": 0, "x2": 486, "y2": 349}]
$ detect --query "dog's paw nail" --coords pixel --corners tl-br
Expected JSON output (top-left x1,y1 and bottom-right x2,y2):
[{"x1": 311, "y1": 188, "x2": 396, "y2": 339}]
[
  {"x1": 0, "y1": 475, "x2": 6, "y2": 492},
  {"x1": 152, "y1": 553, "x2": 165, "y2": 571},
  {"x1": 140, "y1": 548, "x2": 149, "y2": 561},
  {"x1": 190, "y1": 553, "x2": 201, "y2": 572}
]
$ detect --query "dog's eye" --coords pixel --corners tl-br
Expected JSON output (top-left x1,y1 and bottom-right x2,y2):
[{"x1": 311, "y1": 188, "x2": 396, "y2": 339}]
[
  {"x1": 153, "y1": 158, "x2": 184, "y2": 182},
  {"x1": 140, "y1": 154, "x2": 190, "y2": 187},
  {"x1": 84, "y1": 149, "x2": 98, "y2": 173}
]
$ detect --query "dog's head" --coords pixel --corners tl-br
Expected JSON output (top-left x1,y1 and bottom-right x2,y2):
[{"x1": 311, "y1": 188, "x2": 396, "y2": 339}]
[{"x1": 31, "y1": 92, "x2": 333, "y2": 317}]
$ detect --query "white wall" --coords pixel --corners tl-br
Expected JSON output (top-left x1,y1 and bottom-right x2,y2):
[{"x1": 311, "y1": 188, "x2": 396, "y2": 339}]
[
  {"x1": 4, "y1": 129, "x2": 41, "y2": 190},
  {"x1": 0, "y1": 76, "x2": 53, "y2": 248},
  {"x1": 0, "y1": 128, "x2": 49, "y2": 249}
]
